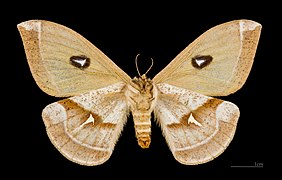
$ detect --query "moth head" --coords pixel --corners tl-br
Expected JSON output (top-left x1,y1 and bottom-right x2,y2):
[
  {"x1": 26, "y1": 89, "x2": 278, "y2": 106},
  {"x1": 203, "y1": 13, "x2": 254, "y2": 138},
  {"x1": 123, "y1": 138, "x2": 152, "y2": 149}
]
[{"x1": 131, "y1": 54, "x2": 154, "y2": 91}]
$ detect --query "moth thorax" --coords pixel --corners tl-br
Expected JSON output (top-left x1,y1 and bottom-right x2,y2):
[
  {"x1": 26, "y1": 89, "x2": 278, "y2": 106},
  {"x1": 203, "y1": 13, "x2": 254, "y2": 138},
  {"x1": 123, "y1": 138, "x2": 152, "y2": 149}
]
[{"x1": 126, "y1": 75, "x2": 157, "y2": 112}]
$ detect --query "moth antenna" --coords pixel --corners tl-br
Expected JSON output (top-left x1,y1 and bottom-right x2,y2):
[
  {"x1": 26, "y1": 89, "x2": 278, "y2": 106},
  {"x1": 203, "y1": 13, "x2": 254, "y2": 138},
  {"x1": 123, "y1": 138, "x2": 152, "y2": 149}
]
[
  {"x1": 135, "y1": 54, "x2": 141, "y2": 77},
  {"x1": 145, "y1": 57, "x2": 154, "y2": 75},
  {"x1": 135, "y1": 54, "x2": 154, "y2": 77}
]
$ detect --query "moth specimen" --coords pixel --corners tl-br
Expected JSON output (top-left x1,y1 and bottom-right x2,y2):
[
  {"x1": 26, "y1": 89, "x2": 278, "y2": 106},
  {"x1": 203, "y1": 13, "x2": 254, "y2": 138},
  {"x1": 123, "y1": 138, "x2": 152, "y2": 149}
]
[{"x1": 17, "y1": 19, "x2": 261, "y2": 165}]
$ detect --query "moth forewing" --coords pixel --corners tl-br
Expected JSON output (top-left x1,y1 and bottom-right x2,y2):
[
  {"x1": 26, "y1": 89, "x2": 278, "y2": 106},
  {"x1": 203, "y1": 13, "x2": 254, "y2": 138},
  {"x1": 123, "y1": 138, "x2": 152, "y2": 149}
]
[
  {"x1": 17, "y1": 20, "x2": 132, "y2": 97},
  {"x1": 152, "y1": 20, "x2": 261, "y2": 96}
]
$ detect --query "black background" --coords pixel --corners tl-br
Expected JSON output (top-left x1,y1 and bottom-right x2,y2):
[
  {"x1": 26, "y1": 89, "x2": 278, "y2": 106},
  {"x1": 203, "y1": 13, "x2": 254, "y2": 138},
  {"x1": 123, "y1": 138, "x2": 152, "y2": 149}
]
[{"x1": 10, "y1": 2, "x2": 274, "y2": 178}]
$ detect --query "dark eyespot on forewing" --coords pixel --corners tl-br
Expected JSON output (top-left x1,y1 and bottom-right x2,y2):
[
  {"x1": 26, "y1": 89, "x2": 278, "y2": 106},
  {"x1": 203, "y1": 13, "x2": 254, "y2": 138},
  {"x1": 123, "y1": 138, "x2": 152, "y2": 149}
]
[
  {"x1": 70, "y1": 55, "x2": 90, "y2": 69},
  {"x1": 191, "y1": 55, "x2": 213, "y2": 69}
]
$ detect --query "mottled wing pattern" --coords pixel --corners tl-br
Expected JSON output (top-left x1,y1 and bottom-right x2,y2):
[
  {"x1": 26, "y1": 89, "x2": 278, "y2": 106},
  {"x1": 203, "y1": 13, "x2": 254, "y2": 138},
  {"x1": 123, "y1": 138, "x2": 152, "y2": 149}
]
[
  {"x1": 42, "y1": 82, "x2": 129, "y2": 165},
  {"x1": 154, "y1": 83, "x2": 239, "y2": 164}
]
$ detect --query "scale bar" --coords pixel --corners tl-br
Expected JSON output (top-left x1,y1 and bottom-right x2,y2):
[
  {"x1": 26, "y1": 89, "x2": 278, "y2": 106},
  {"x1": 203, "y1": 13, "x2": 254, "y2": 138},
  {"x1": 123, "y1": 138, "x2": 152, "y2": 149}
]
[{"x1": 231, "y1": 165, "x2": 263, "y2": 168}]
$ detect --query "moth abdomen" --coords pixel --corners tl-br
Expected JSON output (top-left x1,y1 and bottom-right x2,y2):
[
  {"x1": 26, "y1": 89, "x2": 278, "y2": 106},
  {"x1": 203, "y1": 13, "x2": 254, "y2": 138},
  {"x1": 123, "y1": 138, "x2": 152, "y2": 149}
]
[{"x1": 133, "y1": 113, "x2": 151, "y2": 148}]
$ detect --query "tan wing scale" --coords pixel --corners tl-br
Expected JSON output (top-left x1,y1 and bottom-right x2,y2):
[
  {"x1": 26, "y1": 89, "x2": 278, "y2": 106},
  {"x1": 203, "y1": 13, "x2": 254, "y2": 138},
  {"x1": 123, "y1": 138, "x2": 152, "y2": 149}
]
[
  {"x1": 153, "y1": 20, "x2": 261, "y2": 96},
  {"x1": 42, "y1": 82, "x2": 129, "y2": 165},
  {"x1": 17, "y1": 20, "x2": 131, "y2": 97},
  {"x1": 154, "y1": 83, "x2": 239, "y2": 164}
]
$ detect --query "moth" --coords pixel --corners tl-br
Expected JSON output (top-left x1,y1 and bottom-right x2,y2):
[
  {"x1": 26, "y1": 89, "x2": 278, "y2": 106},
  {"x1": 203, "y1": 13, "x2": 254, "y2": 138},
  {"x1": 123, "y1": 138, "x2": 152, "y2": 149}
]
[{"x1": 17, "y1": 19, "x2": 261, "y2": 166}]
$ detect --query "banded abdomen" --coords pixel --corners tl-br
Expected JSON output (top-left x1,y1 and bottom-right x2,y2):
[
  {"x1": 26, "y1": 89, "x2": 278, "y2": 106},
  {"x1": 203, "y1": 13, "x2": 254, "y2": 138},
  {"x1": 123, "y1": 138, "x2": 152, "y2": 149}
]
[{"x1": 132, "y1": 112, "x2": 151, "y2": 148}]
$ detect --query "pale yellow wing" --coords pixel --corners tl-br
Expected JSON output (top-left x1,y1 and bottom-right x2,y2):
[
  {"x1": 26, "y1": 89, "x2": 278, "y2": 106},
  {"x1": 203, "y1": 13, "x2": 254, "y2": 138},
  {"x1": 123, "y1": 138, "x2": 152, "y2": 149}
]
[
  {"x1": 153, "y1": 20, "x2": 261, "y2": 96},
  {"x1": 154, "y1": 83, "x2": 239, "y2": 165},
  {"x1": 18, "y1": 20, "x2": 131, "y2": 97},
  {"x1": 42, "y1": 82, "x2": 129, "y2": 166}
]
